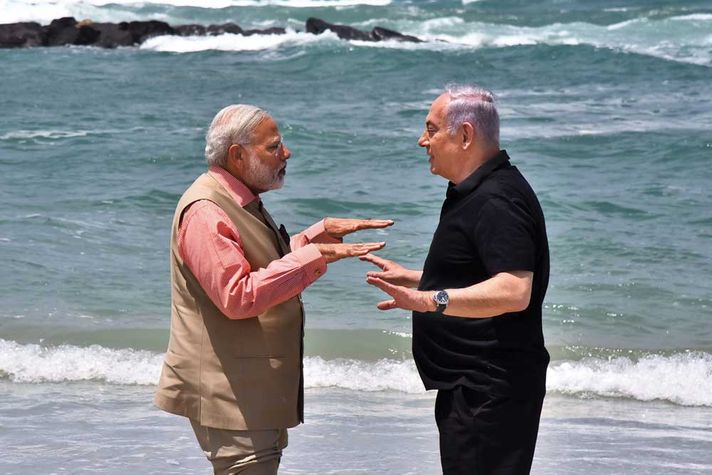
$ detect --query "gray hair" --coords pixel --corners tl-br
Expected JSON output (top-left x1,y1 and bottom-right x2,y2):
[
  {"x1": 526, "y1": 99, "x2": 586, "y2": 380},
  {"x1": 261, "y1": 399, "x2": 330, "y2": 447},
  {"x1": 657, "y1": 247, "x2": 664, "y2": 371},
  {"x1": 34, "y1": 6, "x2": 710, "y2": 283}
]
[
  {"x1": 444, "y1": 83, "x2": 499, "y2": 149},
  {"x1": 204, "y1": 104, "x2": 269, "y2": 167}
]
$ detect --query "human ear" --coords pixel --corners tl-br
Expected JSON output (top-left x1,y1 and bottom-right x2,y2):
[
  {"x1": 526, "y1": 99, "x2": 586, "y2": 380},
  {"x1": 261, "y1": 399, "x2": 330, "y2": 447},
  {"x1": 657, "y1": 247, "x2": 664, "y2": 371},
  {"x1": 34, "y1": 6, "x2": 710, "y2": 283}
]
[
  {"x1": 461, "y1": 122, "x2": 475, "y2": 149},
  {"x1": 228, "y1": 144, "x2": 244, "y2": 162}
]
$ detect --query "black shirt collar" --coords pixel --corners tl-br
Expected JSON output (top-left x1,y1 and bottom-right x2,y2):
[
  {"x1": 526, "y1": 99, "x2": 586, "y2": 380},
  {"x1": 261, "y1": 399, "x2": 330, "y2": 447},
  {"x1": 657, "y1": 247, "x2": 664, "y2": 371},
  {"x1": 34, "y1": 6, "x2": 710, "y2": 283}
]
[{"x1": 446, "y1": 150, "x2": 511, "y2": 200}]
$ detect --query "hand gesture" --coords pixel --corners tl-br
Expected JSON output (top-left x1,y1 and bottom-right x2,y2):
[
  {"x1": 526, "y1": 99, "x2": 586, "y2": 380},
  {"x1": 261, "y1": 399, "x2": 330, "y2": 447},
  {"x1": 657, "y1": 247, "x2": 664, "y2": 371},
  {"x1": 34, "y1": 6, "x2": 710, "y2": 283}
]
[
  {"x1": 315, "y1": 242, "x2": 386, "y2": 264},
  {"x1": 323, "y1": 217, "x2": 394, "y2": 239},
  {"x1": 366, "y1": 276, "x2": 434, "y2": 312},
  {"x1": 360, "y1": 253, "x2": 421, "y2": 288}
]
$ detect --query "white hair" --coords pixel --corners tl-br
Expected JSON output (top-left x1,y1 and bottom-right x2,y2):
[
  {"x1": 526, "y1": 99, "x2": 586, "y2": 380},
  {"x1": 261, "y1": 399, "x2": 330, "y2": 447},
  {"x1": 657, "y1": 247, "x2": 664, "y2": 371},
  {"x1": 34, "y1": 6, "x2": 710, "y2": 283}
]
[
  {"x1": 444, "y1": 83, "x2": 499, "y2": 149},
  {"x1": 204, "y1": 104, "x2": 269, "y2": 167}
]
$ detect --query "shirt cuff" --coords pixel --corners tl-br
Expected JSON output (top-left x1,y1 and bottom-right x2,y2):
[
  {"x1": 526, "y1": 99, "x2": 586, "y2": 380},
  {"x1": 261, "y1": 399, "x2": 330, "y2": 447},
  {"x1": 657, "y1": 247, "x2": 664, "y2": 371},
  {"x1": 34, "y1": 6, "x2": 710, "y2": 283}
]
[
  {"x1": 304, "y1": 220, "x2": 343, "y2": 244},
  {"x1": 292, "y1": 243, "x2": 327, "y2": 283}
]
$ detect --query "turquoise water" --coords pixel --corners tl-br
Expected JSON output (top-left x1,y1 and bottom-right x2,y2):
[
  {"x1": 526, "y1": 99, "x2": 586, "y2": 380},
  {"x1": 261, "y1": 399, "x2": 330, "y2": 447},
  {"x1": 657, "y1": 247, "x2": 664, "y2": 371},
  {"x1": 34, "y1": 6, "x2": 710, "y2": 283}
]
[{"x1": 1, "y1": 0, "x2": 712, "y2": 473}]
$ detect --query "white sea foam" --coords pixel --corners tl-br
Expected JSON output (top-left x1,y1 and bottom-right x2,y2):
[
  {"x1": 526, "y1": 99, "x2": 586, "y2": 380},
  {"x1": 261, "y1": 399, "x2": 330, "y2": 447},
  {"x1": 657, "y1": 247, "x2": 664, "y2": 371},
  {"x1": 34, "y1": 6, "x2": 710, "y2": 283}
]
[
  {"x1": 548, "y1": 353, "x2": 712, "y2": 406},
  {"x1": 0, "y1": 0, "x2": 390, "y2": 23},
  {"x1": 384, "y1": 330, "x2": 412, "y2": 339},
  {"x1": 2, "y1": 339, "x2": 712, "y2": 406},
  {"x1": 0, "y1": 130, "x2": 90, "y2": 140},
  {"x1": 670, "y1": 13, "x2": 712, "y2": 21},
  {"x1": 0, "y1": 339, "x2": 163, "y2": 385},
  {"x1": 305, "y1": 356, "x2": 422, "y2": 392},
  {"x1": 360, "y1": 15, "x2": 712, "y2": 66},
  {"x1": 3, "y1": 1, "x2": 711, "y2": 66},
  {"x1": 139, "y1": 29, "x2": 336, "y2": 53}
]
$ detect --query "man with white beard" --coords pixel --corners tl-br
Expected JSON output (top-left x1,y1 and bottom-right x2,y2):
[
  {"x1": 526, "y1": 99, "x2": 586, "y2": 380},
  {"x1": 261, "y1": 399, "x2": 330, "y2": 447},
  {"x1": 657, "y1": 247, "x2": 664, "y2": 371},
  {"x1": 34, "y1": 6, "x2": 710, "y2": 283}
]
[{"x1": 155, "y1": 104, "x2": 392, "y2": 474}]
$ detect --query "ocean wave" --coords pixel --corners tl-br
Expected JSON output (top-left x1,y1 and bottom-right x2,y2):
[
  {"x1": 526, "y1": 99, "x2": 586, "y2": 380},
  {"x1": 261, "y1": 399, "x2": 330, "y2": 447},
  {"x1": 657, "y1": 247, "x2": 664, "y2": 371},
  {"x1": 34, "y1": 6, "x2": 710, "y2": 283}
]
[
  {"x1": 135, "y1": 15, "x2": 712, "y2": 66},
  {"x1": 140, "y1": 29, "x2": 336, "y2": 53},
  {"x1": 0, "y1": 339, "x2": 163, "y2": 385},
  {"x1": 547, "y1": 353, "x2": 712, "y2": 406},
  {"x1": 4, "y1": 0, "x2": 711, "y2": 66},
  {"x1": 1, "y1": 0, "x2": 391, "y2": 24},
  {"x1": 410, "y1": 16, "x2": 712, "y2": 65},
  {"x1": 0, "y1": 128, "x2": 147, "y2": 142},
  {"x1": 2, "y1": 339, "x2": 711, "y2": 406},
  {"x1": 0, "y1": 130, "x2": 90, "y2": 141},
  {"x1": 305, "y1": 356, "x2": 422, "y2": 392},
  {"x1": 338, "y1": 14, "x2": 711, "y2": 65}
]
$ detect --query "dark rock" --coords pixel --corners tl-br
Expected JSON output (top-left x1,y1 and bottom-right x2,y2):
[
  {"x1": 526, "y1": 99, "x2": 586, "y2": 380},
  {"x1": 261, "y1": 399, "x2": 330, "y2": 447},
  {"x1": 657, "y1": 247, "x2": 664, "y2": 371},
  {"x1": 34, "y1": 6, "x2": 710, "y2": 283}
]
[
  {"x1": 126, "y1": 20, "x2": 174, "y2": 44},
  {"x1": 42, "y1": 17, "x2": 79, "y2": 46},
  {"x1": 370, "y1": 26, "x2": 421, "y2": 43},
  {"x1": 207, "y1": 23, "x2": 243, "y2": 35},
  {"x1": 85, "y1": 22, "x2": 134, "y2": 48},
  {"x1": 243, "y1": 27, "x2": 286, "y2": 36},
  {"x1": 305, "y1": 17, "x2": 372, "y2": 41},
  {"x1": 175, "y1": 24, "x2": 207, "y2": 36},
  {"x1": 75, "y1": 24, "x2": 101, "y2": 45},
  {"x1": 0, "y1": 22, "x2": 43, "y2": 48}
]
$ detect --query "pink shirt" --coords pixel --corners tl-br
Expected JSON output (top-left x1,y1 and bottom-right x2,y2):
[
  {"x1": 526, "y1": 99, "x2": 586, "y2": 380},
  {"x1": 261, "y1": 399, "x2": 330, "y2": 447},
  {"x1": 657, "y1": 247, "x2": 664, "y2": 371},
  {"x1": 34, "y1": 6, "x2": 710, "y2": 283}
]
[{"x1": 178, "y1": 166, "x2": 340, "y2": 319}]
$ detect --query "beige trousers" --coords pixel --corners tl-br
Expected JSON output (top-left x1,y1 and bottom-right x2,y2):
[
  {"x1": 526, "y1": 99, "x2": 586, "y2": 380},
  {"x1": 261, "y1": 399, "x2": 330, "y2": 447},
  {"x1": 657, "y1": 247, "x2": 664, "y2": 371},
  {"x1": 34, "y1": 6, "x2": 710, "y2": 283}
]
[{"x1": 190, "y1": 420, "x2": 288, "y2": 475}]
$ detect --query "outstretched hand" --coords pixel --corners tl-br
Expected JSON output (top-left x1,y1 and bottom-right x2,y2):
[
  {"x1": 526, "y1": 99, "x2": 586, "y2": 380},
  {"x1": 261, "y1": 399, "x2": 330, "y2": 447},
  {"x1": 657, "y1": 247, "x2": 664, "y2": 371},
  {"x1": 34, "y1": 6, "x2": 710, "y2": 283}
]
[
  {"x1": 366, "y1": 276, "x2": 434, "y2": 312},
  {"x1": 360, "y1": 253, "x2": 421, "y2": 288},
  {"x1": 315, "y1": 242, "x2": 386, "y2": 264},
  {"x1": 324, "y1": 217, "x2": 394, "y2": 239}
]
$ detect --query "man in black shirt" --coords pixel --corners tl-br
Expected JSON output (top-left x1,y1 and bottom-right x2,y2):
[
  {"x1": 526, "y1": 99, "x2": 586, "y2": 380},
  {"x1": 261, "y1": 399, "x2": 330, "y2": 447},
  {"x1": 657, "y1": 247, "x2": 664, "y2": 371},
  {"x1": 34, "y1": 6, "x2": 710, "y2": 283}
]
[{"x1": 363, "y1": 84, "x2": 549, "y2": 474}]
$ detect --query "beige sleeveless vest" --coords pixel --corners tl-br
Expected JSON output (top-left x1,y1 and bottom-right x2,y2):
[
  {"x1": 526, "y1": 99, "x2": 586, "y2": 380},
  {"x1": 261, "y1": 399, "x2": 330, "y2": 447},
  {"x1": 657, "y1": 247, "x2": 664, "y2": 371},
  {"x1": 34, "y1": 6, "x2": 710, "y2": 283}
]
[{"x1": 154, "y1": 171, "x2": 304, "y2": 430}]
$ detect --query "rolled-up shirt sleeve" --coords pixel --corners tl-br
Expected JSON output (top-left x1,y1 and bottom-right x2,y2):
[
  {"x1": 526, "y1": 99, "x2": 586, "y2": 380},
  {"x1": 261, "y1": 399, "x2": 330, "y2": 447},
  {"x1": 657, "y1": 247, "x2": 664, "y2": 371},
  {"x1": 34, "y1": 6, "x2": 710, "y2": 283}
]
[{"x1": 178, "y1": 200, "x2": 327, "y2": 319}]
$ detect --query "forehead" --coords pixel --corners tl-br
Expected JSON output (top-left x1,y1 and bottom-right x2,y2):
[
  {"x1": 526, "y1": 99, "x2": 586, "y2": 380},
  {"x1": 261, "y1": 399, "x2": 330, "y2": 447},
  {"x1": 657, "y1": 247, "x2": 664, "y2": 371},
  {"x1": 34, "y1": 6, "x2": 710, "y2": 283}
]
[
  {"x1": 426, "y1": 93, "x2": 450, "y2": 125},
  {"x1": 252, "y1": 116, "x2": 281, "y2": 142}
]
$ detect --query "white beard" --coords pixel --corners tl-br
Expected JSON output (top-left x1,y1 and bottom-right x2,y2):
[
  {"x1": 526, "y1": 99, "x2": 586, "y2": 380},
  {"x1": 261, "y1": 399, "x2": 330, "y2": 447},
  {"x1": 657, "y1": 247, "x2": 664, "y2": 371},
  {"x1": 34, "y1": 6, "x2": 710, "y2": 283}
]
[{"x1": 244, "y1": 150, "x2": 284, "y2": 193}]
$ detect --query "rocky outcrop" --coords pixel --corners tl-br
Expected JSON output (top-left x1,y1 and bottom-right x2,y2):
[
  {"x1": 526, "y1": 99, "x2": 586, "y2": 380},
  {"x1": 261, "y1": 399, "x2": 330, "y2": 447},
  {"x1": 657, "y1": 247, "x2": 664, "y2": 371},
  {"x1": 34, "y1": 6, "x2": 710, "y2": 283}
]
[
  {"x1": 244, "y1": 27, "x2": 286, "y2": 36},
  {"x1": 25, "y1": 17, "x2": 175, "y2": 48},
  {"x1": 306, "y1": 17, "x2": 372, "y2": 41},
  {"x1": 371, "y1": 26, "x2": 421, "y2": 43},
  {"x1": 0, "y1": 22, "x2": 43, "y2": 48},
  {"x1": 81, "y1": 22, "x2": 134, "y2": 48},
  {"x1": 305, "y1": 17, "x2": 421, "y2": 43},
  {"x1": 42, "y1": 17, "x2": 82, "y2": 46},
  {"x1": 0, "y1": 17, "x2": 421, "y2": 48}
]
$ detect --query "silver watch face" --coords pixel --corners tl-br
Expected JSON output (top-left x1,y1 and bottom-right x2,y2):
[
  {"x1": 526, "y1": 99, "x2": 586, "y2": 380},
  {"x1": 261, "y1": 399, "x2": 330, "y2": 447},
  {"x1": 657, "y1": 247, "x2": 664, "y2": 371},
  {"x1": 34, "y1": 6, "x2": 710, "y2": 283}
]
[{"x1": 434, "y1": 290, "x2": 449, "y2": 305}]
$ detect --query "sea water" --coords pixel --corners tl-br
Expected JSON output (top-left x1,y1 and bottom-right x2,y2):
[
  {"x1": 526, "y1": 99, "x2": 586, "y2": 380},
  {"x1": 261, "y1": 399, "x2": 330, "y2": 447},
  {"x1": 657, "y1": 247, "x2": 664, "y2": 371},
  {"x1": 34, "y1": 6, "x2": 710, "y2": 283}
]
[{"x1": 1, "y1": 0, "x2": 711, "y2": 473}]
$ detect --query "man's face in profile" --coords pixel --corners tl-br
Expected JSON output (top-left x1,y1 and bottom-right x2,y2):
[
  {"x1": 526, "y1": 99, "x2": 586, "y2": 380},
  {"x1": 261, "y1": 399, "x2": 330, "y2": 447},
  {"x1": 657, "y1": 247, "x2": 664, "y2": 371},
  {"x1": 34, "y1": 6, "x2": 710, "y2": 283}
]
[
  {"x1": 418, "y1": 94, "x2": 460, "y2": 181},
  {"x1": 242, "y1": 116, "x2": 291, "y2": 194}
]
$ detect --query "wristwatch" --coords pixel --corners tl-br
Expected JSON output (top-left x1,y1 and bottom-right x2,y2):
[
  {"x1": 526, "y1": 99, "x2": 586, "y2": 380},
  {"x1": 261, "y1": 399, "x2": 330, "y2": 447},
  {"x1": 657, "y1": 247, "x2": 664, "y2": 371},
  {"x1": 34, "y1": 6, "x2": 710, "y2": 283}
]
[{"x1": 432, "y1": 290, "x2": 449, "y2": 313}]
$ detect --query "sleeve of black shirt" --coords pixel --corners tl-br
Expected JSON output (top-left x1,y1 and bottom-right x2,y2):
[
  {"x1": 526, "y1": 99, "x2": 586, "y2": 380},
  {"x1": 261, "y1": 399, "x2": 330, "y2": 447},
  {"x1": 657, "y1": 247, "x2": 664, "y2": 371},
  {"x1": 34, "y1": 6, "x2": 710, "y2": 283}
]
[{"x1": 471, "y1": 196, "x2": 537, "y2": 276}]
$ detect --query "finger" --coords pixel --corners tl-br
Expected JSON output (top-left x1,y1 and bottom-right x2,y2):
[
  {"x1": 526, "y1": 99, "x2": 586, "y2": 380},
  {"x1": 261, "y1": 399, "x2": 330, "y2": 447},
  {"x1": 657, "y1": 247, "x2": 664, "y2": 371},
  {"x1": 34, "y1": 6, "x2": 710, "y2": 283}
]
[
  {"x1": 362, "y1": 242, "x2": 386, "y2": 251},
  {"x1": 376, "y1": 299, "x2": 398, "y2": 311},
  {"x1": 366, "y1": 276, "x2": 398, "y2": 296},
  {"x1": 354, "y1": 219, "x2": 395, "y2": 231},
  {"x1": 350, "y1": 242, "x2": 385, "y2": 256},
  {"x1": 365, "y1": 271, "x2": 388, "y2": 279},
  {"x1": 359, "y1": 253, "x2": 388, "y2": 269}
]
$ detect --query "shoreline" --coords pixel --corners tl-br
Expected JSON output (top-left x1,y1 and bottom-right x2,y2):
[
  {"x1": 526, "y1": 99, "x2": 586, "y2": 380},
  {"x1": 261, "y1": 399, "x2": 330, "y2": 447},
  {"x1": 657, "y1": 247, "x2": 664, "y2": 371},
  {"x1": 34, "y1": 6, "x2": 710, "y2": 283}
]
[{"x1": 1, "y1": 382, "x2": 710, "y2": 474}]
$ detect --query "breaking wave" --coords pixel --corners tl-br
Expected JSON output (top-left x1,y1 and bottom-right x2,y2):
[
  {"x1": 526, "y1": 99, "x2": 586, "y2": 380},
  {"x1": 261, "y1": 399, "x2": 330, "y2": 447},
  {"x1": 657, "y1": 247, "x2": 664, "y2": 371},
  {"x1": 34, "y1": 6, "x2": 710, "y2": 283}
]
[{"x1": 2, "y1": 339, "x2": 711, "y2": 406}]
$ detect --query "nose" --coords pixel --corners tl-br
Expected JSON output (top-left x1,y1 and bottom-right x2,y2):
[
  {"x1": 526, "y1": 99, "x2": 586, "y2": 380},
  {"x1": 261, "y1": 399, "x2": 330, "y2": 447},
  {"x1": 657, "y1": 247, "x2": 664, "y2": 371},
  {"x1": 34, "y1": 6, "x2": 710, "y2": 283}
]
[
  {"x1": 282, "y1": 143, "x2": 291, "y2": 160},
  {"x1": 418, "y1": 130, "x2": 428, "y2": 148}
]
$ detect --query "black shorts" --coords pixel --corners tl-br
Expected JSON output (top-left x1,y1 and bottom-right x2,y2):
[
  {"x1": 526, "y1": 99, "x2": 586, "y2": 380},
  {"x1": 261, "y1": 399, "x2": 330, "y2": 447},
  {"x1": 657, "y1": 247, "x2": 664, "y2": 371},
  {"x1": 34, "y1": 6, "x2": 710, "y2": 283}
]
[{"x1": 435, "y1": 386, "x2": 544, "y2": 475}]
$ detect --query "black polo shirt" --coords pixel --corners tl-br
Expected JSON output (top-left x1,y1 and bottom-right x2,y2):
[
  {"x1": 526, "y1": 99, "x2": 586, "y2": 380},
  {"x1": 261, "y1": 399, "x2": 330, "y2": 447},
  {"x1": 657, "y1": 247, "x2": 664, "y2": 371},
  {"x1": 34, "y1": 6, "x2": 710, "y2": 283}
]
[{"x1": 413, "y1": 150, "x2": 550, "y2": 399}]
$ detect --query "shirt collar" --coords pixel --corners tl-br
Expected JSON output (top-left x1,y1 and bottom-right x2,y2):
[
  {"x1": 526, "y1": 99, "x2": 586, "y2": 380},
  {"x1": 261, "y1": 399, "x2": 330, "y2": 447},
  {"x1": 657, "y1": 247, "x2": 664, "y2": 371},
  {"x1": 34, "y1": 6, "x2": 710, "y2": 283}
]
[
  {"x1": 207, "y1": 165, "x2": 258, "y2": 208},
  {"x1": 446, "y1": 149, "x2": 511, "y2": 200}
]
